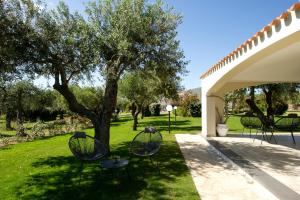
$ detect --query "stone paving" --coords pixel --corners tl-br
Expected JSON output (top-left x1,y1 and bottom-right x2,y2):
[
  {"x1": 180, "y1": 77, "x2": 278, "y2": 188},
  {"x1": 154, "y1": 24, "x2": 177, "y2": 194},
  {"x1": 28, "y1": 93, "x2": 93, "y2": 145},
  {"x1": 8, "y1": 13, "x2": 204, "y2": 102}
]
[
  {"x1": 175, "y1": 134, "x2": 278, "y2": 200},
  {"x1": 212, "y1": 133, "x2": 300, "y2": 196}
]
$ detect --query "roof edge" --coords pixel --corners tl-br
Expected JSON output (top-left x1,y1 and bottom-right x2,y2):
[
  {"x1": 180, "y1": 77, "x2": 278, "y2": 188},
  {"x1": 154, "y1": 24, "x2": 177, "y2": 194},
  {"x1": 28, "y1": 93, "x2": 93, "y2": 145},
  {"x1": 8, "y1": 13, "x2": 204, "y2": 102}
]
[{"x1": 200, "y1": 2, "x2": 300, "y2": 80}]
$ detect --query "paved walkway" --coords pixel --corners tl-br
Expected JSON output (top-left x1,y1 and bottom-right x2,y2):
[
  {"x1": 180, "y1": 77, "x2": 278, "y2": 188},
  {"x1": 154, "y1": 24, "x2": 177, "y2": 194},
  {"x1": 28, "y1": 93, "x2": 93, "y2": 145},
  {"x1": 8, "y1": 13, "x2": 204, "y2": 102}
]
[
  {"x1": 175, "y1": 134, "x2": 278, "y2": 200},
  {"x1": 211, "y1": 134, "x2": 300, "y2": 197}
]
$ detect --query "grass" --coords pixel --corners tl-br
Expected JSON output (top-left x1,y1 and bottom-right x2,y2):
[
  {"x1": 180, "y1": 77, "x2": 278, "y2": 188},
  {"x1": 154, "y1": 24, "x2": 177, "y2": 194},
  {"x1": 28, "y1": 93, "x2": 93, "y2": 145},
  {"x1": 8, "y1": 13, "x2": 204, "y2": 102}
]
[
  {"x1": 227, "y1": 114, "x2": 300, "y2": 133},
  {"x1": 0, "y1": 114, "x2": 200, "y2": 200}
]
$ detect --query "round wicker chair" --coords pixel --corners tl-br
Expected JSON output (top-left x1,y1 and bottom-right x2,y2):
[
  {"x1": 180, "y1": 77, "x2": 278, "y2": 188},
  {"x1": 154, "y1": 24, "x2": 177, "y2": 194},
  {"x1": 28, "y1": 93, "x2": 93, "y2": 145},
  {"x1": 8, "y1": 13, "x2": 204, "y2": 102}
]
[
  {"x1": 69, "y1": 132, "x2": 108, "y2": 162},
  {"x1": 129, "y1": 127, "x2": 163, "y2": 157}
]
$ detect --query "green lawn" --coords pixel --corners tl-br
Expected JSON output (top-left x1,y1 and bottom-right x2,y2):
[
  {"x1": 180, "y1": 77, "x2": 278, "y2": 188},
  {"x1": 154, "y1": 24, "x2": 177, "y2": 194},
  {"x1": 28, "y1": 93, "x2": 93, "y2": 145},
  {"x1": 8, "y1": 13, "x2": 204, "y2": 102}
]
[
  {"x1": 0, "y1": 114, "x2": 200, "y2": 200},
  {"x1": 227, "y1": 114, "x2": 300, "y2": 133}
]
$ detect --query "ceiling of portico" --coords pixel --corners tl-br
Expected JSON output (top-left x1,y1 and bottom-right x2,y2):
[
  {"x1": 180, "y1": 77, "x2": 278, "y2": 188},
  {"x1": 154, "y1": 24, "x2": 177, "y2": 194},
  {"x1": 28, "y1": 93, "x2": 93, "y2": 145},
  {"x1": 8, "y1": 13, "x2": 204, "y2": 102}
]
[{"x1": 231, "y1": 40, "x2": 300, "y2": 83}]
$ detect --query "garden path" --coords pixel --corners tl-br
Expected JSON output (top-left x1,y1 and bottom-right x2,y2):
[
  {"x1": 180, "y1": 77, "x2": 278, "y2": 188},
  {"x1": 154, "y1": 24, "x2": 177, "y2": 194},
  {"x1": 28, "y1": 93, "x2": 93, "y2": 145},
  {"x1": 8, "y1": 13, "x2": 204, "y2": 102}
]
[{"x1": 175, "y1": 134, "x2": 278, "y2": 200}]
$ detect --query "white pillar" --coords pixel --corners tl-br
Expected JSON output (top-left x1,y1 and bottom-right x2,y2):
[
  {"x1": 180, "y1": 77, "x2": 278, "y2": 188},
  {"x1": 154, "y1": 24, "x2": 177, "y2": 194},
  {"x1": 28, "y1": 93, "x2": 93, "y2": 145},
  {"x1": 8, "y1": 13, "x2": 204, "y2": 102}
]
[{"x1": 202, "y1": 90, "x2": 224, "y2": 137}]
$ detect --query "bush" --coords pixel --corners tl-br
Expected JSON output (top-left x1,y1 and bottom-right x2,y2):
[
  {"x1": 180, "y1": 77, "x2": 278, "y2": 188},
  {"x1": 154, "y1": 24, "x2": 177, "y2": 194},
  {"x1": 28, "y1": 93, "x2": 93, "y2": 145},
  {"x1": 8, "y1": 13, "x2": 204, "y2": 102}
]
[
  {"x1": 143, "y1": 105, "x2": 151, "y2": 117},
  {"x1": 150, "y1": 104, "x2": 161, "y2": 116},
  {"x1": 188, "y1": 103, "x2": 201, "y2": 117},
  {"x1": 25, "y1": 110, "x2": 59, "y2": 122},
  {"x1": 177, "y1": 91, "x2": 200, "y2": 117},
  {"x1": 274, "y1": 102, "x2": 288, "y2": 115},
  {"x1": 111, "y1": 112, "x2": 119, "y2": 122},
  {"x1": 177, "y1": 106, "x2": 189, "y2": 117}
]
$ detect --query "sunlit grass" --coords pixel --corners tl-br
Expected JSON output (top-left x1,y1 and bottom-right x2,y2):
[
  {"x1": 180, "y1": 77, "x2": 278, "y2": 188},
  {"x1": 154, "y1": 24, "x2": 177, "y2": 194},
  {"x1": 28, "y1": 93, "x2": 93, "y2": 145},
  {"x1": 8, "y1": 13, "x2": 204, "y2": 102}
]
[{"x1": 0, "y1": 114, "x2": 200, "y2": 200}]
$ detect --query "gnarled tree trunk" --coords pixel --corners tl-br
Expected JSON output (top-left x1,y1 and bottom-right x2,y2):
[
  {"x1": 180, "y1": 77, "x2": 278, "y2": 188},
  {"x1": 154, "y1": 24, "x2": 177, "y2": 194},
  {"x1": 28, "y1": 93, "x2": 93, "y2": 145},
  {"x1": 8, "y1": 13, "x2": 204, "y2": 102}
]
[
  {"x1": 97, "y1": 76, "x2": 118, "y2": 150},
  {"x1": 5, "y1": 111, "x2": 13, "y2": 130},
  {"x1": 246, "y1": 99, "x2": 272, "y2": 127},
  {"x1": 263, "y1": 87, "x2": 274, "y2": 123},
  {"x1": 131, "y1": 103, "x2": 141, "y2": 131}
]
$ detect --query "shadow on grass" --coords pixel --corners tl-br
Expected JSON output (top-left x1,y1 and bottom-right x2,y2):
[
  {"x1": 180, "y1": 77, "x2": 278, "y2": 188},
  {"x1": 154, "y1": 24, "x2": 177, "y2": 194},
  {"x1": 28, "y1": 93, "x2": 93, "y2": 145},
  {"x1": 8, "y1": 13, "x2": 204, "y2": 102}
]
[
  {"x1": 0, "y1": 133, "x2": 14, "y2": 138},
  {"x1": 138, "y1": 120, "x2": 201, "y2": 133},
  {"x1": 110, "y1": 117, "x2": 133, "y2": 127},
  {"x1": 14, "y1": 141, "x2": 195, "y2": 200}
]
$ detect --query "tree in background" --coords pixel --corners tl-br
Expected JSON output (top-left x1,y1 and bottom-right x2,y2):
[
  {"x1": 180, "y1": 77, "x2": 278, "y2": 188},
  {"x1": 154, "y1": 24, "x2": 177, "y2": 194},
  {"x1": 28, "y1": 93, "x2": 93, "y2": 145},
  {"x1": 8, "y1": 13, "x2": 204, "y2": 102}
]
[
  {"x1": 4, "y1": 81, "x2": 40, "y2": 136},
  {"x1": 177, "y1": 91, "x2": 199, "y2": 117},
  {"x1": 119, "y1": 71, "x2": 179, "y2": 130},
  {"x1": 246, "y1": 83, "x2": 300, "y2": 126},
  {"x1": 224, "y1": 88, "x2": 247, "y2": 114}
]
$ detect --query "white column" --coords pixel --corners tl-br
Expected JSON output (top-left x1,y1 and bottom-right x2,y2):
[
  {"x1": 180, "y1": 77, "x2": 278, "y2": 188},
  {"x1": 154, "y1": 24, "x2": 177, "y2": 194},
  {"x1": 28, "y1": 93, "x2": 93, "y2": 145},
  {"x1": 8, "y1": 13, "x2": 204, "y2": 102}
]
[{"x1": 202, "y1": 90, "x2": 224, "y2": 137}]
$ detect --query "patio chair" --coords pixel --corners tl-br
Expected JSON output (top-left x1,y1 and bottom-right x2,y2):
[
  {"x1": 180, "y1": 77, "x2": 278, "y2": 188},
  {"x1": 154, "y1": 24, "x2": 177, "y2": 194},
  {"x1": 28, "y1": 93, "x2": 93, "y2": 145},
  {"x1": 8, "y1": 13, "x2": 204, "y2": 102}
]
[
  {"x1": 69, "y1": 132, "x2": 108, "y2": 165},
  {"x1": 68, "y1": 132, "x2": 108, "y2": 183},
  {"x1": 240, "y1": 113, "x2": 256, "y2": 138},
  {"x1": 274, "y1": 116, "x2": 300, "y2": 144},
  {"x1": 129, "y1": 127, "x2": 163, "y2": 173},
  {"x1": 243, "y1": 116, "x2": 273, "y2": 144}
]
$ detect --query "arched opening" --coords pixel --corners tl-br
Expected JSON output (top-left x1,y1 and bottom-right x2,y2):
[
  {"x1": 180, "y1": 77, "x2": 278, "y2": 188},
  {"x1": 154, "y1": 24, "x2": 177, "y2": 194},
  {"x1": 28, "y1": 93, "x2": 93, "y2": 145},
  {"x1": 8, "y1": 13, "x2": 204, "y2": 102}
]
[{"x1": 201, "y1": 4, "x2": 300, "y2": 136}]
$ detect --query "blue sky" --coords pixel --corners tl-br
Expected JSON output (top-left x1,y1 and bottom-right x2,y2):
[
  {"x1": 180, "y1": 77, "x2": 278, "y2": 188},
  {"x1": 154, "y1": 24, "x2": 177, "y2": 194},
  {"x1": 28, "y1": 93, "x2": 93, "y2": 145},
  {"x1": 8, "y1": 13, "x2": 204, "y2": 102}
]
[{"x1": 44, "y1": 0, "x2": 297, "y2": 90}]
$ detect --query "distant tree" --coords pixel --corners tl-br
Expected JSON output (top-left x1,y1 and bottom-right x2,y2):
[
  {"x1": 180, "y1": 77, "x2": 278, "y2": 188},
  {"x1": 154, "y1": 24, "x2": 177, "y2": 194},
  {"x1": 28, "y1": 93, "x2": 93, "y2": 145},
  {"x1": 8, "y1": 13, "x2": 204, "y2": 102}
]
[
  {"x1": 224, "y1": 88, "x2": 247, "y2": 114},
  {"x1": 5, "y1": 81, "x2": 39, "y2": 136},
  {"x1": 119, "y1": 72, "x2": 157, "y2": 130},
  {"x1": 70, "y1": 85, "x2": 104, "y2": 115},
  {"x1": 178, "y1": 92, "x2": 199, "y2": 117},
  {"x1": 246, "y1": 83, "x2": 300, "y2": 126}
]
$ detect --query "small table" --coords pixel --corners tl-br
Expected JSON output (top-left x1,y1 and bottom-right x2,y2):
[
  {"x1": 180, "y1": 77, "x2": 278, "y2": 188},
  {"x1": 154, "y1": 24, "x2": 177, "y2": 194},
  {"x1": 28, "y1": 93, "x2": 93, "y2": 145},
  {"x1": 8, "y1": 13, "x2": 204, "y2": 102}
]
[{"x1": 100, "y1": 158, "x2": 130, "y2": 178}]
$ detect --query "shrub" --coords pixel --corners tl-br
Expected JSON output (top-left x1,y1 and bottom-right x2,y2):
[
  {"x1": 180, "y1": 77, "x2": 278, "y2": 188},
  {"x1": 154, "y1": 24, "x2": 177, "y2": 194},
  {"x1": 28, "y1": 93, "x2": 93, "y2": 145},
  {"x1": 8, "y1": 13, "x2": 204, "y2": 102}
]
[
  {"x1": 177, "y1": 106, "x2": 189, "y2": 117},
  {"x1": 150, "y1": 104, "x2": 161, "y2": 116},
  {"x1": 188, "y1": 103, "x2": 201, "y2": 117},
  {"x1": 143, "y1": 105, "x2": 151, "y2": 117},
  {"x1": 274, "y1": 102, "x2": 288, "y2": 115},
  {"x1": 177, "y1": 91, "x2": 200, "y2": 117},
  {"x1": 111, "y1": 112, "x2": 119, "y2": 122}
]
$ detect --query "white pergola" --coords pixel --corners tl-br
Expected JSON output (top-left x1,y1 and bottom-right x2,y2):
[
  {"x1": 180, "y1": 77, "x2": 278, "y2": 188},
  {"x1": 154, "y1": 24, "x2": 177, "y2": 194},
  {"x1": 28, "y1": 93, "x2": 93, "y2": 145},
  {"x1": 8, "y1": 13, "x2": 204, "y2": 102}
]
[{"x1": 201, "y1": 3, "x2": 300, "y2": 137}]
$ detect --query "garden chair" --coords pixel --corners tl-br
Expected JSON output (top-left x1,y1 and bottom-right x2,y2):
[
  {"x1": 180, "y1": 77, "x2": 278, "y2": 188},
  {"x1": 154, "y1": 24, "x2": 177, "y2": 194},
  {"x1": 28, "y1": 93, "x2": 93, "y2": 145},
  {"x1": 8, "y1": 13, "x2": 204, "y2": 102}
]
[
  {"x1": 69, "y1": 132, "x2": 108, "y2": 163},
  {"x1": 274, "y1": 116, "x2": 300, "y2": 144},
  {"x1": 241, "y1": 116, "x2": 277, "y2": 143},
  {"x1": 240, "y1": 113, "x2": 256, "y2": 138},
  {"x1": 129, "y1": 127, "x2": 163, "y2": 173},
  {"x1": 69, "y1": 132, "x2": 108, "y2": 183}
]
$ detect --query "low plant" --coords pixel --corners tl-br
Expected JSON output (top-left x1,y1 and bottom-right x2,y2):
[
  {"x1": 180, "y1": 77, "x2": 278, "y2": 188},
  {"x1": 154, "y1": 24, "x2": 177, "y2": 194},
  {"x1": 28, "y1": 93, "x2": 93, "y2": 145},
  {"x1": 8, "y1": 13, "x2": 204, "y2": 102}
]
[
  {"x1": 188, "y1": 103, "x2": 201, "y2": 117},
  {"x1": 150, "y1": 104, "x2": 161, "y2": 116}
]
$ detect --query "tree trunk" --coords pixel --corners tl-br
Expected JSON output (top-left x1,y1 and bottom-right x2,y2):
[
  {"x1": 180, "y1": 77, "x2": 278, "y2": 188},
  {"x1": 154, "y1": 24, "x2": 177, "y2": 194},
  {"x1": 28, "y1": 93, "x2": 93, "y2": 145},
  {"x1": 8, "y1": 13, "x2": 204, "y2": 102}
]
[
  {"x1": 53, "y1": 67, "x2": 119, "y2": 153},
  {"x1": 5, "y1": 111, "x2": 12, "y2": 130},
  {"x1": 246, "y1": 99, "x2": 271, "y2": 127},
  {"x1": 131, "y1": 103, "x2": 141, "y2": 131},
  {"x1": 97, "y1": 76, "x2": 119, "y2": 151},
  {"x1": 16, "y1": 92, "x2": 27, "y2": 137},
  {"x1": 59, "y1": 112, "x2": 64, "y2": 119},
  {"x1": 133, "y1": 113, "x2": 138, "y2": 130},
  {"x1": 264, "y1": 88, "x2": 274, "y2": 123},
  {"x1": 53, "y1": 82, "x2": 101, "y2": 144},
  {"x1": 141, "y1": 107, "x2": 144, "y2": 119},
  {"x1": 250, "y1": 86, "x2": 255, "y2": 102}
]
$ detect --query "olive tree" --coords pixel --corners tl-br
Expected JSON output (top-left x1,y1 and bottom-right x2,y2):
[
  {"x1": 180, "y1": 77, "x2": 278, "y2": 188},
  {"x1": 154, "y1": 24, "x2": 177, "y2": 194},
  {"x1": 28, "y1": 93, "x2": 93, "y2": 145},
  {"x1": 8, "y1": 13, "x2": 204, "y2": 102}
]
[
  {"x1": 119, "y1": 70, "x2": 181, "y2": 130},
  {"x1": 246, "y1": 83, "x2": 300, "y2": 126},
  {"x1": 11, "y1": 0, "x2": 186, "y2": 151}
]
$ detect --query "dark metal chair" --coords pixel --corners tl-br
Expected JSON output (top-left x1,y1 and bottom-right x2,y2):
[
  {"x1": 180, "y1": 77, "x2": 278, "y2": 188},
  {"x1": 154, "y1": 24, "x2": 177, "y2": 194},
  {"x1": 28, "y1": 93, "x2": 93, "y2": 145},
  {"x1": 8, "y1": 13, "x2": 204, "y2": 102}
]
[
  {"x1": 69, "y1": 132, "x2": 108, "y2": 164},
  {"x1": 274, "y1": 116, "x2": 300, "y2": 144},
  {"x1": 240, "y1": 115, "x2": 259, "y2": 138},
  {"x1": 69, "y1": 132, "x2": 108, "y2": 183},
  {"x1": 129, "y1": 127, "x2": 162, "y2": 173},
  {"x1": 243, "y1": 116, "x2": 275, "y2": 144}
]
